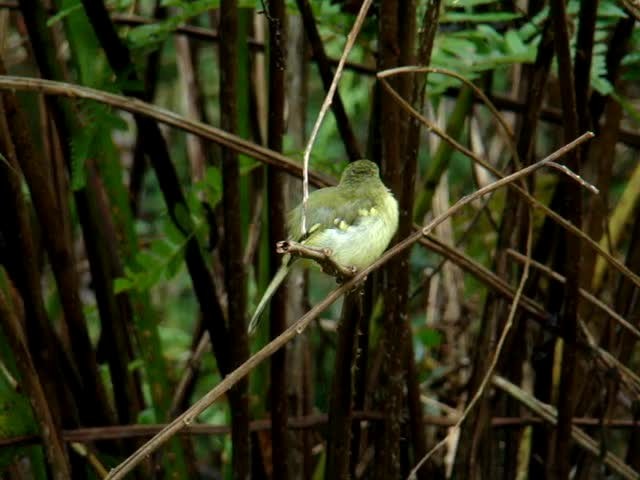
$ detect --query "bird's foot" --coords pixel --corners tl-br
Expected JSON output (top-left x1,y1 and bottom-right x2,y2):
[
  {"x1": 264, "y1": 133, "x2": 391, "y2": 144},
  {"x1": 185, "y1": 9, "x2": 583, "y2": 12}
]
[{"x1": 276, "y1": 240, "x2": 356, "y2": 280}]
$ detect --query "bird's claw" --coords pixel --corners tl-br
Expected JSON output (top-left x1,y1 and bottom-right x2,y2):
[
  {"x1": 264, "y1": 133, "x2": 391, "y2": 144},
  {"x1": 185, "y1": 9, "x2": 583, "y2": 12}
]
[{"x1": 276, "y1": 240, "x2": 290, "y2": 253}]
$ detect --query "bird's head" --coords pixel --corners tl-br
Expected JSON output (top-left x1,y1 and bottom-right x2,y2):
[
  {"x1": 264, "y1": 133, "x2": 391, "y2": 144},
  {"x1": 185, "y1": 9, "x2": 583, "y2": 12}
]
[{"x1": 339, "y1": 159, "x2": 381, "y2": 187}]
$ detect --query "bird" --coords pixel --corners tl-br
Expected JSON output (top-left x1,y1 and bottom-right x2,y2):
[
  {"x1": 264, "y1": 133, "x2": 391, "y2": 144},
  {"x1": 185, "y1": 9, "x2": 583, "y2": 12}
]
[{"x1": 248, "y1": 159, "x2": 399, "y2": 334}]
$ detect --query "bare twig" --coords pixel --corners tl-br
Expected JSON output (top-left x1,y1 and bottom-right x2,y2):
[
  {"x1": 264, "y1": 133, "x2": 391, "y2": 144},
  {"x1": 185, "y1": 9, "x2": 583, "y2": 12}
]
[
  {"x1": 295, "y1": 0, "x2": 362, "y2": 161},
  {"x1": 546, "y1": 161, "x2": 599, "y2": 194},
  {"x1": 168, "y1": 331, "x2": 210, "y2": 418},
  {"x1": 276, "y1": 240, "x2": 357, "y2": 279},
  {"x1": 300, "y1": 0, "x2": 373, "y2": 233}
]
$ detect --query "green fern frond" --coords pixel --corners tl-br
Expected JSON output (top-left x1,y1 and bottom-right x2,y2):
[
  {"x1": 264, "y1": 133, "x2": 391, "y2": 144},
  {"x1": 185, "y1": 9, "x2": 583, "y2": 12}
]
[{"x1": 70, "y1": 101, "x2": 127, "y2": 191}]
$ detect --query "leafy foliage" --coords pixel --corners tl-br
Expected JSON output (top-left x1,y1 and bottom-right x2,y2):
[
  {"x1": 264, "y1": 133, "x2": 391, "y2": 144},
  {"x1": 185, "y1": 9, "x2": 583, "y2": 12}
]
[
  {"x1": 70, "y1": 101, "x2": 128, "y2": 190},
  {"x1": 0, "y1": 332, "x2": 38, "y2": 469},
  {"x1": 114, "y1": 166, "x2": 222, "y2": 293}
]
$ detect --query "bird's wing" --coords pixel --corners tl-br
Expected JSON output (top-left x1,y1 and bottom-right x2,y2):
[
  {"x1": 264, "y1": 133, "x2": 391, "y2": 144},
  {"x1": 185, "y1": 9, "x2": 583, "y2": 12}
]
[{"x1": 287, "y1": 188, "x2": 378, "y2": 241}]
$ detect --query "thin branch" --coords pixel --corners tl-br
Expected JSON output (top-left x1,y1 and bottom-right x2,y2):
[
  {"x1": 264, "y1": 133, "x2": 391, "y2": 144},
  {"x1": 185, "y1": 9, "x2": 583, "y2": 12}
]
[
  {"x1": 379, "y1": 66, "x2": 521, "y2": 166},
  {"x1": 276, "y1": 241, "x2": 357, "y2": 280},
  {"x1": 546, "y1": 161, "x2": 599, "y2": 194},
  {"x1": 0, "y1": 76, "x2": 334, "y2": 187},
  {"x1": 168, "y1": 331, "x2": 210, "y2": 418},
  {"x1": 506, "y1": 249, "x2": 640, "y2": 342},
  {"x1": 579, "y1": 321, "x2": 640, "y2": 397},
  {"x1": 300, "y1": 0, "x2": 373, "y2": 233},
  {"x1": 375, "y1": 68, "x2": 640, "y2": 292},
  {"x1": 2, "y1": 412, "x2": 637, "y2": 447},
  {"x1": 493, "y1": 375, "x2": 639, "y2": 480},
  {"x1": 295, "y1": 0, "x2": 362, "y2": 161},
  {"x1": 103, "y1": 132, "x2": 592, "y2": 480},
  {"x1": 408, "y1": 208, "x2": 534, "y2": 478}
]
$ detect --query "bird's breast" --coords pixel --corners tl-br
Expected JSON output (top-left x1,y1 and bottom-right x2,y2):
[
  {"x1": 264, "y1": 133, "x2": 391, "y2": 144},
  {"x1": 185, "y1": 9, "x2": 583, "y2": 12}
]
[{"x1": 305, "y1": 194, "x2": 398, "y2": 270}]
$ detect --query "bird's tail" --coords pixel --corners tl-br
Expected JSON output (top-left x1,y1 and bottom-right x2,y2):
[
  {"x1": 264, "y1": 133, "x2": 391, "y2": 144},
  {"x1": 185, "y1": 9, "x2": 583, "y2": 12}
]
[{"x1": 248, "y1": 261, "x2": 291, "y2": 334}]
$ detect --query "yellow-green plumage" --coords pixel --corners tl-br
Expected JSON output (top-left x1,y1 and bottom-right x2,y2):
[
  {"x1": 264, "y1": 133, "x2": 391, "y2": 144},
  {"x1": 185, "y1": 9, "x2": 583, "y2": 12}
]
[{"x1": 248, "y1": 160, "x2": 398, "y2": 333}]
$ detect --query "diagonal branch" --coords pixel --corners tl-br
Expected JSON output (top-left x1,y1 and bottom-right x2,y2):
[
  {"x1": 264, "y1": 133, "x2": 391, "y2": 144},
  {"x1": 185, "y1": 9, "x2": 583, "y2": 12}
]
[
  {"x1": 0, "y1": 75, "x2": 333, "y2": 187},
  {"x1": 103, "y1": 131, "x2": 593, "y2": 480},
  {"x1": 376, "y1": 68, "x2": 640, "y2": 292}
]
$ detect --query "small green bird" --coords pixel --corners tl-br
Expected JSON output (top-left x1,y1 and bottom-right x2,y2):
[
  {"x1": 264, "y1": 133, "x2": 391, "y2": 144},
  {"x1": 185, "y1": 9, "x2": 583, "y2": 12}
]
[{"x1": 248, "y1": 159, "x2": 399, "y2": 334}]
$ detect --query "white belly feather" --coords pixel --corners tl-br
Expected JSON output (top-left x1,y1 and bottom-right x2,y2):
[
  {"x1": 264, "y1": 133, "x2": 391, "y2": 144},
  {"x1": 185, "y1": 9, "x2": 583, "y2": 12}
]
[{"x1": 304, "y1": 192, "x2": 398, "y2": 270}]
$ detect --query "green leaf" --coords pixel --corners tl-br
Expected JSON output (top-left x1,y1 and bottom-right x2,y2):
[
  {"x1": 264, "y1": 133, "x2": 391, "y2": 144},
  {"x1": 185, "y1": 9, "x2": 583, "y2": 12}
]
[
  {"x1": 71, "y1": 102, "x2": 127, "y2": 191},
  {"x1": 115, "y1": 213, "x2": 202, "y2": 294},
  {"x1": 203, "y1": 166, "x2": 223, "y2": 207},
  {"x1": 128, "y1": 0, "x2": 221, "y2": 50},
  {"x1": 441, "y1": 12, "x2": 522, "y2": 23},
  {"x1": 46, "y1": 1, "x2": 82, "y2": 26},
  {"x1": 518, "y1": 6, "x2": 549, "y2": 41},
  {"x1": 173, "y1": 203, "x2": 194, "y2": 235},
  {"x1": 505, "y1": 30, "x2": 527, "y2": 55},
  {"x1": 0, "y1": 330, "x2": 39, "y2": 470},
  {"x1": 418, "y1": 328, "x2": 443, "y2": 348},
  {"x1": 151, "y1": 239, "x2": 176, "y2": 258},
  {"x1": 445, "y1": 0, "x2": 500, "y2": 6},
  {"x1": 138, "y1": 265, "x2": 165, "y2": 291},
  {"x1": 612, "y1": 92, "x2": 640, "y2": 125},
  {"x1": 136, "y1": 251, "x2": 160, "y2": 270},
  {"x1": 597, "y1": 1, "x2": 627, "y2": 17},
  {"x1": 475, "y1": 25, "x2": 503, "y2": 44},
  {"x1": 114, "y1": 277, "x2": 133, "y2": 293},
  {"x1": 128, "y1": 23, "x2": 169, "y2": 50},
  {"x1": 127, "y1": 358, "x2": 144, "y2": 373},
  {"x1": 166, "y1": 251, "x2": 185, "y2": 278},
  {"x1": 165, "y1": 220, "x2": 186, "y2": 245}
]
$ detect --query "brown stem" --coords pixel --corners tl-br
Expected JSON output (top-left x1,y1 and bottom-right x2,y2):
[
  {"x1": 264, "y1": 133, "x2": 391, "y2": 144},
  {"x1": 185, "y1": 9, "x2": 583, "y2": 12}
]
[
  {"x1": 265, "y1": 0, "x2": 290, "y2": 477},
  {"x1": 1, "y1": 8, "x2": 116, "y2": 424},
  {"x1": 0, "y1": 93, "x2": 69, "y2": 428},
  {"x1": 375, "y1": 1, "x2": 416, "y2": 477},
  {"x1": 276, "y1": 241, "x2": 357, "y2": 279},
  {"x1": 0, "y1": 288, "x2": 71, "y2": 480},
  {"x1": 402, "y1": 3, "x2": 440, "y2": 478},
  {"x1": 325, "y1": 289, "x2": 363, "y2": 479},
  {"x1": 218, "y1": 2, "x2": 251, "y2": 478},
  {"x1": 549, "y1": 0, "x2": 583, "y2": 478}
]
